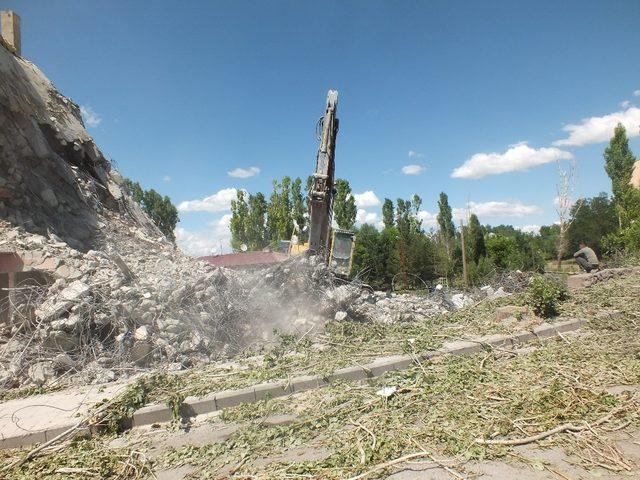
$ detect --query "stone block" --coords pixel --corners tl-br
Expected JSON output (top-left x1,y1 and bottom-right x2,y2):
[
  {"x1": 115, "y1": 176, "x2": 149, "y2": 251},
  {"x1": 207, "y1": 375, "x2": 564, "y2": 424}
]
[
  {"x1": 131, "y1": 403, "x2": 173, "y2": 427},
  {"x1": 366, "y1": 354, "x2": 412, "y2": 377},
  {"x1": 512, "y1": 330, "x2": 537, "y2": 343},
  {"x1": 0, "y1": 430, "x2": 46, "y2": 450},
  {"x1": 440, "y1": 340, "x2": 483, "y2": 356},
  {"x1": 290, "y1": 374, "x2": 327, "y2": 393},
  {"x1": 254, "y1": 381, "x2": 292, "y2": 401},
  {"x1": 215, "y1": 387, "x2": 256, "y2": 409},
  {"x1": 533, "y1": 323, "x2": 555, "y2": 339},
  {"x1": 43, "y1": 425, "x2": 89, "y2": 442},
  {"x1": 182, "y1": 393, "x2": 217, "y2": 417},
  {"x1": 475, "y1": 334, "x2": 512, "y2": 348},
  {"x1": 330, "y1": 366, "x2": 369, "y2": 382},
  {"x1": 553, "y1": 318, "x2": 584, "y2": 333},
  {"x1": 566, "y1": 274, "x2": 590, "y2": 292}
]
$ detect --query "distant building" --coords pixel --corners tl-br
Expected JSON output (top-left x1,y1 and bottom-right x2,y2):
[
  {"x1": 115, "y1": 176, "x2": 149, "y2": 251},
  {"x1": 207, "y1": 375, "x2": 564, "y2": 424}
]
[{"x1": 199, "y1": 251, "x2": 288, "y2": 270}]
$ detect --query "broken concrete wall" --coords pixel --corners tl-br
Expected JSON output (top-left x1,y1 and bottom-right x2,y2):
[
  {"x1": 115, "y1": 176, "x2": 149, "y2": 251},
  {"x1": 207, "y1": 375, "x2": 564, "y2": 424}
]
[{"x1": 0, "y1": 42, "x2": 159, "y2": 251}]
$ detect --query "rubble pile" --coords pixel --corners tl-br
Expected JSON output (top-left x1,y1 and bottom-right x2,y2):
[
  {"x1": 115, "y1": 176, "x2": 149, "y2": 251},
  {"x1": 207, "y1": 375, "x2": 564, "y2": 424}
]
[{"x1": 0, "y1": 44, "x2": 280, "y2": 389}]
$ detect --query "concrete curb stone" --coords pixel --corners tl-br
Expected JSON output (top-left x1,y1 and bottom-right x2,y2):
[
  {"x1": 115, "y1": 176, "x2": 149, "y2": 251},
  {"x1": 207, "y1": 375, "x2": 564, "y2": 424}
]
[{"x1": 0, "y1": 318, "x2": 586, "y2": 449}]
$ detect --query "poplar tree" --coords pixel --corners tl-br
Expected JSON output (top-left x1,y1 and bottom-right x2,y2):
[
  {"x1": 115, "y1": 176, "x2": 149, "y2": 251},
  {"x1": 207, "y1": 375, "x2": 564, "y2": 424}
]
[
  {"x1": 291, "y1": 177, "x2": 306, "y2": 240},
  {"x1": 604, "y1": 124, "x2": 640, "y2": 227},
  {"x1": 467, "y1": 213, "x2": 486, "y2": 263},
  {"x1": 230, "y1": 190, "x2": 249, "y2": 250},
  {"x1": 333, "y1": 178, "x2": 357, "y2": 230},
  {"x1": 437, "y1": 192, "x2": 455, "y2": 254},
  {"x1": 246, "y1": 192, "x2": 268, "y2": 250},
  {"x1": 382, "y1": 198, "x2": 395, "y2": 229}
]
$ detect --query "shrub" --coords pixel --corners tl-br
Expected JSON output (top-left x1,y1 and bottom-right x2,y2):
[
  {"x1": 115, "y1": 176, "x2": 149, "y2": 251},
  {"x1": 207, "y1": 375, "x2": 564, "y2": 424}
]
[{"x1": 526, "y1": 276, "x2": 568, "y2": 318}]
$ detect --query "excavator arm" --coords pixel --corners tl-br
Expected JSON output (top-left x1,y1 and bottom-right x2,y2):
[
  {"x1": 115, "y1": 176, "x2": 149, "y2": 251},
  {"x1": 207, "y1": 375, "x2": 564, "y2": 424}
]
[{"x1": 308, "y1": 90, "x2": 339, "y2": 255}]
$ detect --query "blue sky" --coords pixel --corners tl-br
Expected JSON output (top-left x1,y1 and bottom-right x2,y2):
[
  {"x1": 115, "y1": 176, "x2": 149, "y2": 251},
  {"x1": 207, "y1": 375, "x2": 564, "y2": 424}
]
[{"x1": 6, "y1": 0, "x2": 640, "y2": 255}]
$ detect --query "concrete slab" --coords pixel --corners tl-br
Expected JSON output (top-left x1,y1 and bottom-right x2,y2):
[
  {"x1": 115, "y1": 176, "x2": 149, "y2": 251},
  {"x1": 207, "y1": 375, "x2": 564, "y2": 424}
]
[{"x1": 0, "y1": 380, "x2": 128, "y2": 448}]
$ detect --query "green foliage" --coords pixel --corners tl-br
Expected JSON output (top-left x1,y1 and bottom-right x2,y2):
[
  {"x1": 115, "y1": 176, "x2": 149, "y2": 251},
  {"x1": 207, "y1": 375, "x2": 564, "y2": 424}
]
[
  {"x1": 604, "y1": 123, "x2": 640, "y2": 227},
  {"x1": 437, "y1": 192, "x2": 455, "y2": 249},
  {"x1": 382, "y1": 198, "x2": 395, "y2": 229},
  {"x1": 467, "y1": 213, "x2": 486, "y2": 263},
  {"x1": 267, "y1": 177, "x2": 294, "y2": 242},
  {"x1": 98, "y1": 373, "x2": 183, "y2": 434},
  {"x1": 485, "y1": 234, "x2": 519, "y2": 270},
  {"x1": 526, "y1": 276, "x2": 568, "y2": 318},
  {"x1": 538, "y1": 224, "x2": 560, "y2": 259},
  {"x1": 567, "y1": 193, "x2": 617, "y2": 256},
  {"x1": 291, "y1": 177, "x2": 307, "y2": 241},
  {"x1": 333, "y1": 179, "x2": 357, "y2": 230},
  {"x1": 603, "y1": 220, "x2": 640, "y2": 255},
  {"x1": 124, "y1": 179, "x2": 179, "y2": 242},
  {"x1": 230, "y1": 189, "x2": 250, "y2": 251},
  {"x1": 468, "y1": 255, "x2": 495, "y2": 285}
]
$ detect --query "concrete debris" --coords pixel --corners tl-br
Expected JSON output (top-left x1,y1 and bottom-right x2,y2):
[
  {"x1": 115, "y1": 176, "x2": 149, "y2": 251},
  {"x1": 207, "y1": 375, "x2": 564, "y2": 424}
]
[
  {"x1": 566, "y1": 267, "x2": 640, "y2": 292},
  {"x1": 334, "y1": 311, "x2": 347, "y2": 321}
]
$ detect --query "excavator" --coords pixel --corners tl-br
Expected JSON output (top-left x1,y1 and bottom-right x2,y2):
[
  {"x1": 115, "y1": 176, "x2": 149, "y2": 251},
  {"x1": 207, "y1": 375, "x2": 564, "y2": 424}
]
[{"x1": 287, "y1": 90, "x2": 356, "y2": 276}]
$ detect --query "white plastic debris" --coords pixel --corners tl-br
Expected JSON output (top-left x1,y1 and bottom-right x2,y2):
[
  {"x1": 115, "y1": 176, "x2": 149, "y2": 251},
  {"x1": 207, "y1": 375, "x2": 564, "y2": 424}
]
[{"x1": 376, "y1": 386, "x2": 397, "y2": 398}]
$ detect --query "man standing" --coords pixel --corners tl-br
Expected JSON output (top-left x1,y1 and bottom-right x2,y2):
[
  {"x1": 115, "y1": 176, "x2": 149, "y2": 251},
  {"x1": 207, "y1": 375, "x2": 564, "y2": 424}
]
[{"x1": 573, "y1": 242, "x2": 599, "y2": 273}]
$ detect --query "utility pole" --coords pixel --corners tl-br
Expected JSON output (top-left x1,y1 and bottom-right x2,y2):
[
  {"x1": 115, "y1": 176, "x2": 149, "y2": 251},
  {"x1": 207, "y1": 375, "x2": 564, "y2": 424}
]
[{"x1": 460, "y1": 219, "x2": 468, "y2": 287}]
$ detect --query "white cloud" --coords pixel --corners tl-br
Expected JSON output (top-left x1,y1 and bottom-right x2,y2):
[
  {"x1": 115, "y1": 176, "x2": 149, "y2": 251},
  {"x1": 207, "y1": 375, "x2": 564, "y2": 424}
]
[
  {"x1": 451, "y1": 142, "x2": 572, "y2": 179},
  {"x1": 353, "y1": 190, "x2": 380, "y2": 207},
  {"x1": 80, "y1": 105, "x2": 102, "y2": 128},
  {"x1": 634, "y1": 90, "x2": 640, "y2": 97},
  {"x1": 517, "y1": 225, "x2": 541, "y2": 235},
  {"x1": 553, "y1": 106, "x2": 640, "y2": 147},
  {"x1": 408, "y1": 150, "x2": 424, "y2": 158},
  {"x1": 620, "y1": 100, "x2": 632, "y2": 109},
  {"x1": 175, "y1": 214, "x2": 232, "y2": 257},
  {"x1": 453, "y1": 201, "x2": 542, "y2": 220},
  {"x1": 416, "y1": 210, "x2": 438, "y2": 228},
  {"x1": 402, "y1": 164, "x2": 425, "y2": 175},
  {"x1": 178, "y1": 187, "x2": 237, "y2": 212},
  {"x1": 227, "y1": 167, "x2": 260, "y2": 178},
  {"x1": 163, "y1": 175, "x2": 172, "y2": 182},
  {"x1": 356, "y1": 209, "x2": 379, "y2": 225}
]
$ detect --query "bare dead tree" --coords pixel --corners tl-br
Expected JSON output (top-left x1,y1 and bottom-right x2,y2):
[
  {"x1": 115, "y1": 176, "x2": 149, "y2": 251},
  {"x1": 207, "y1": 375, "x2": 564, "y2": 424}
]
[{"x1": 555, "y1": 159, "x2": 583, "y2": 271}]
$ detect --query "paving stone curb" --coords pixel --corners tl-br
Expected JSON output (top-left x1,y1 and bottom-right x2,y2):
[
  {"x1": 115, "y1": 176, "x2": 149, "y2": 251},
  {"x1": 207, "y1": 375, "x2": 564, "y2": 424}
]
[{"x1": 0, "y1": 318, "x2": 584, "y2": 450}]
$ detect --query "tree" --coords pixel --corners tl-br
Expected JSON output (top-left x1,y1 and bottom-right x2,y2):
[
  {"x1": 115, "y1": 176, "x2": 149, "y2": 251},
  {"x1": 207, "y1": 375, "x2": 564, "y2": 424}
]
[
  {"x1": 382, "y1": 198, "x2": 395, "y2": 229},
  {"x1": 230, "y1": 190, "x2": 249, "y2": 251},
  {"x1": 392, "y1": 195, "x2": 436, "y2": 288},
  {"x1": 567, "y1": 193, "x2": 617, "y2": 256},
  {"x1": 266, "y1": 177, "x2": 294, "y2": 242},
  {"x1": 246, "y1": 193, "x2": 268, "y2": 250},
  {"x1": 291, "y1": 178, "x2": 306, "y2": 240},
  {"x1": 333, "y1": 178, "x2": 357, "y2": 230},
  {"x1": 604, "y1": 124, "x2": 640, "y2": 227},
  {"x1": 486, "y1": 234, "x2": 519, "y2": 270},
  {"x1": 124, "y1": 179, "x2": 179, "y2": 242},
  {"x1": 467, "y1": 213, "x2": 486, "y2": 264},
  {"x1": 437, "y1": 192, "x2": 455, "y2": 255},
  {"x1": 555, "y1": 160, "x2": 581, "y2": 269}
]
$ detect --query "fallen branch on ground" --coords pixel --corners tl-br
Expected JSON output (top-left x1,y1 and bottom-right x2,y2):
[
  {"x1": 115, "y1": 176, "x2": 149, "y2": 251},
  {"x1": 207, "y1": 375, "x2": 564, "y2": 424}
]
[{"x1": 475, "y1": 404, "x2": 630, "y2": 446}]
